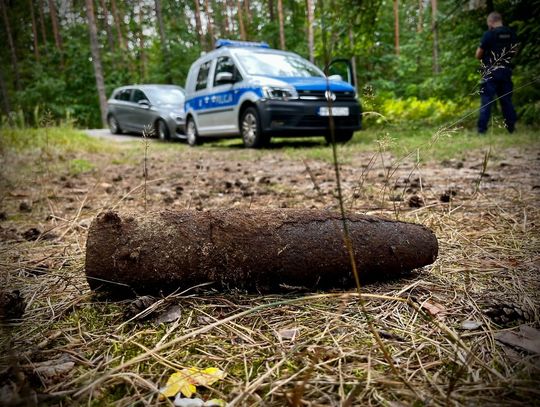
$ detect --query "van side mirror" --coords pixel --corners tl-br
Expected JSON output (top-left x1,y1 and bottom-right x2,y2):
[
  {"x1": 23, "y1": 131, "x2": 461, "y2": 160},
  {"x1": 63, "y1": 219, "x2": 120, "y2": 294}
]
[
  {"x1": 327, "y1": 58, "x2": 355, "y2": 90},
  {"x1": 328, "y1": 74, "x2": 343, "y2": 82},
  {"x1": 215, "y1": 72, "x2": 234, "y2": 85}
]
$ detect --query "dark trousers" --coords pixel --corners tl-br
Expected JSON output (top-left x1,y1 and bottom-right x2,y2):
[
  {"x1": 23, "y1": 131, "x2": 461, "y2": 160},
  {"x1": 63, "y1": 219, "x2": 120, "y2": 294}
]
[{"x1": 477, "y1": 68, "x2": 517, "y2": 133}]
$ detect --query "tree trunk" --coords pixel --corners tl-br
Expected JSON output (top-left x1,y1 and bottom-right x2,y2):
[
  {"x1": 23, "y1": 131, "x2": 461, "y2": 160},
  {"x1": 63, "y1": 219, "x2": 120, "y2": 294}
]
[
  {"x1": 226, "y1": 0, "x2": 234, "y2": 35},
  {"x1": 110, "y1": 0, "x2": 126, "y2": 49},
  {"x1": 85, "y1": 0, "x2": 108, "y2": 128},
  {"x1": 29, "y1": 0, "x2": 41, "y2": 61},
  {"x1": 306, "y1": 0, "x2": 314, "y2": 63},
  {"x1": 349, "y1": 27, "x2": 358, "y2": 93},
  {"x1": 48, "y1": 0, "x2": 63, "y2": 52},
  {"x1": 38, "y1": 0, "x2": 47, "y2": 44},
  {"x1": 193, "y1": 0, "x2": 207, "y2": 50},
  {"x1": 393, "y1": 0, "x2": 400, "y2": 56},
  {"x1": 277, "y1": 0, "x2": 285, "y2": 49},
  {"x1": 215, "y1": 0, "x2": 228, "y2": 37},
  {"x1": 268, "y1": 0, "x2": 274, "y2": 22},
  {"x1": 0, "y1": 65, "x2": 11, "y2": 115},
  {"x1": 138, "y1": 5, "x2": 147, "y2": 81},
  {"x1": 0, "y1": 0, "x2": 21, "y2": 91},
  {"x1": 99, "y1": 0, "x2": 115, "y2": 51},
  {"x1": 431, "y1": 0, "x2": 440, "y2": 74},
  {"x1": 85, "y1": 209, "x2": 438, "y2": 297},
  {"x1": 154, "y1": 0, "x2": 172, "y2": 82},
  {"x1": 236, "y1": 0, "x2": 246, "y2": 40},
  {"x1": 204, "y1": 0, "x2": 215, "y2": 49},
  {"x1": 244, "y1": 0, "x2": 252, "y2": 31},
  {"x1": 417, "y1": 0, "x2": 423, "y2": 32}
]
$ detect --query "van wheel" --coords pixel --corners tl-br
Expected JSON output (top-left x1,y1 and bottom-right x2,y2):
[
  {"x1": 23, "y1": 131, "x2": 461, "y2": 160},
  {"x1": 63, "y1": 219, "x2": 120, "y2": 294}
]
[
  {"x1": 156, "y1": 119, "x2": 170, "y2": 141},
  {"x1": 324, "y1": 131, "x2": 354, "y2": 144},
  {"x1": 186, "y1": 118, "x2": 200, "y2": 146},
  {"x1": 108, "y1": 115, "x2": 122, "y2": 134},
  {"x1": 241, "y1": 107, "x2": 269, "y2": 148}
]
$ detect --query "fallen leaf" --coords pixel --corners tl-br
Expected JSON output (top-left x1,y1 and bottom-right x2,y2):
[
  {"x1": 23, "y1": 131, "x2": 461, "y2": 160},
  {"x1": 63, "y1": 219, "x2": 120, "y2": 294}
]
[
  {"x1": 154, "y1": 305, "x2": 182, "y2": 324},
  {"x1": 460, "y1": 320, "x2": 482, "y2": 330},
  {"x1": 277, "y1": 328, "x2": 299, "y2": 341},
  {"x1": 161, "y1": 371, "x2": 197, "y2": 398},
  {"x1": 495, "y1": 325, "x2": 540, "y2": 354},
  {"x1": 35, "y1": 361, "x2": 75, "y2": 378},
  {"x1": 421, "y1": 300, "x2": 446, "y2": 318},
  {"x1": 160, "y1": 367, "x2": 226, "y2": 399},
  {"x1": 187, "y1": 367, "x2": 226, "y2": 386}
]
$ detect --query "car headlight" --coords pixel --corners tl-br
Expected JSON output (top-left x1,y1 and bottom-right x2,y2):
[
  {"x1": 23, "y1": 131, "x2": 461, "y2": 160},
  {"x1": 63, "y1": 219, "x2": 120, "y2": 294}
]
[
  {"x1": 169, "y1": 112, "x2": 184, "y2": 122},
  {"x1": 262, "y1": 86, "x2": 298, "y2": 101}
]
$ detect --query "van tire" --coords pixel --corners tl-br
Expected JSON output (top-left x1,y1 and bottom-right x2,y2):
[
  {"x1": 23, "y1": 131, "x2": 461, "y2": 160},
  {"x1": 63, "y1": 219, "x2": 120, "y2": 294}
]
[
  {"x1": 324, "y1": 131, "x2": 354, "y2": 144},
  {"x1": 186, "y1": 118, "x2": 201, "y2": 146},
  {"x1": 240, "y1": 107, "x2": 269, "y2": 148}
]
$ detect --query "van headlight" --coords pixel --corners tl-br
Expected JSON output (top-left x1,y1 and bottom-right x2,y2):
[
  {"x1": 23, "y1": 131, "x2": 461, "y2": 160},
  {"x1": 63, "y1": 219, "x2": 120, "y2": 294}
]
[{"x1": 262, "y1": 86, "x2": 298, "y2": 101}]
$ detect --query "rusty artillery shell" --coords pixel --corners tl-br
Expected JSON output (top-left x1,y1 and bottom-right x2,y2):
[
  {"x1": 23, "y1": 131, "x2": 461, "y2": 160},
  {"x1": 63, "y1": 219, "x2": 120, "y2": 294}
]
[{"x1": 85, "y1": 209, "x2": 438, "y2": 296}]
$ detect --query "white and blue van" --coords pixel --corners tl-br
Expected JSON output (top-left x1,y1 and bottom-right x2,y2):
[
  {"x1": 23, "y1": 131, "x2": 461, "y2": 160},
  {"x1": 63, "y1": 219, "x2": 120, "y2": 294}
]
[{"x1": 184, "y1": 40, "x2": 362, "y2": 148}]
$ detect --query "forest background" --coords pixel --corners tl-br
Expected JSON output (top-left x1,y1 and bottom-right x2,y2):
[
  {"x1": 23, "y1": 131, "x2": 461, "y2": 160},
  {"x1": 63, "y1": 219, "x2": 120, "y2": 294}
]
[{"x1": 0, "y1": 0, "x2": 538, "y2": 130}]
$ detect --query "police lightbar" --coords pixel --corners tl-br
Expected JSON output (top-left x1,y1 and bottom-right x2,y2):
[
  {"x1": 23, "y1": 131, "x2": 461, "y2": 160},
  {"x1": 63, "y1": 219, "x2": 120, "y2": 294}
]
[{"x1": 215, "y1": 39, "x2": 270, "y2": 49}]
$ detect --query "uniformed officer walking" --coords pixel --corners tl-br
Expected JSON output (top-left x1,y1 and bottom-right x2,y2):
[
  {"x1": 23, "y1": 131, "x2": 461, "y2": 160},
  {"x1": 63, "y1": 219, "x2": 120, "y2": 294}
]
[{"x1": 475, "y1": 11, "x2": 518, "y2": 134}]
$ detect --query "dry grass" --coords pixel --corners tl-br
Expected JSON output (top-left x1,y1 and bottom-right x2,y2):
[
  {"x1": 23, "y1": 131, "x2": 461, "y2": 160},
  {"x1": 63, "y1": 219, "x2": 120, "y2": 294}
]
[{"x1": 0, "y1": 127, "x2": 539, "y2": 406}]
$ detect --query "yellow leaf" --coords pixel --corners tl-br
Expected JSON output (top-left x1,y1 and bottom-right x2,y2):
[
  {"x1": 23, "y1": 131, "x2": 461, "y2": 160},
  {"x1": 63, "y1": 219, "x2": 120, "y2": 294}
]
[
  {"x1": 160, "y1": 367, "x2": 226, "y2": 399},
  {"x1": 194, "y1": 367, "x2": 226, "y2": 386},
  {"x1": 160, "y1": 371, "x2": 196, "y2": 398}
]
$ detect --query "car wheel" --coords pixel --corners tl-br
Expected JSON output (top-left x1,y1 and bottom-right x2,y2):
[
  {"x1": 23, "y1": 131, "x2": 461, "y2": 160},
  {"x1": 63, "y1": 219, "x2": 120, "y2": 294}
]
[
  {"x1": 324, "y1": 130, "x2": 354, "y2": 144},
  {"x1": 241, "y1": 107, "x2": 268, "y2": 148},
  {"x1": 156, "y1": 119, "x2": 170, "y2": 141},
  {"x1": 108, "y1": 115, "x2": 122, "y2": 134},
  {"x1": 186, "y1": 118, "x2": 200, "y2": 146}
]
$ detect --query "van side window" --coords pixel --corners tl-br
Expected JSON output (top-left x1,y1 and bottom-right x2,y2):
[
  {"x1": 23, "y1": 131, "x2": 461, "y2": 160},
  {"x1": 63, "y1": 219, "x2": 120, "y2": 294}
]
[
  {"x1": 213, "y1": 57, "x2": 241, "y2": 86},
  {"x1": 195, "y1": 61, "x2": 212, "y2": 91}
]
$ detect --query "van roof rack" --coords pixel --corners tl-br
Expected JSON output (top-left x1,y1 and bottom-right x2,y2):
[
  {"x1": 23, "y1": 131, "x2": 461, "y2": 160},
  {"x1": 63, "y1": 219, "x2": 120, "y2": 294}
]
[{"x1": 215, "y1": 39, "x2": 270, "y2": 49}]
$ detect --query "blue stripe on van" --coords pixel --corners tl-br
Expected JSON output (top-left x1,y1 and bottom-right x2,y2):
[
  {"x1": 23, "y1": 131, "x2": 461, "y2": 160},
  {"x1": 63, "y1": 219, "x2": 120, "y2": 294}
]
[{"x1": 185, "y1": 87, "x2": 263, "y2": 112}]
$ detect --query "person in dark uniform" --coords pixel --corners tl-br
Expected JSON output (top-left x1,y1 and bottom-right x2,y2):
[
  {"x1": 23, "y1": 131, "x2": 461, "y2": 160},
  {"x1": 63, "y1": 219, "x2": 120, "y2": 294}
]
[{"x1": 475, "y1": 11, "x2": 518, "y2": 134}]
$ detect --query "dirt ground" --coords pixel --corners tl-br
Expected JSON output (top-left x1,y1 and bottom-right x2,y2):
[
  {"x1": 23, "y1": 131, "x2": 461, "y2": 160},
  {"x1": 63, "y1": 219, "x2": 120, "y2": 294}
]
[{"x1": 1, "y1": 133, "x2": 539, "y2": 406}]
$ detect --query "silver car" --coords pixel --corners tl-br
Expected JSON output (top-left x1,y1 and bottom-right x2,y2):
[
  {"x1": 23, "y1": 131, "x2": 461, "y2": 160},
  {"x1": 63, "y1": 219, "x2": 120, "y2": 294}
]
[{"x1": 106, "y1": 84, "x2": 185, "y2": 140}]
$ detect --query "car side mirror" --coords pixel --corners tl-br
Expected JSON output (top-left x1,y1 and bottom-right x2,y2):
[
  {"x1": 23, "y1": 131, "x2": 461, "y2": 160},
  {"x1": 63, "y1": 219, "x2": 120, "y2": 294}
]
[
  {"x1": 215, "y1": 72, "x2": 234, "y2": 85},
  {"x1": 138, "y1": 100, "x2": 151, "y2": 108}
]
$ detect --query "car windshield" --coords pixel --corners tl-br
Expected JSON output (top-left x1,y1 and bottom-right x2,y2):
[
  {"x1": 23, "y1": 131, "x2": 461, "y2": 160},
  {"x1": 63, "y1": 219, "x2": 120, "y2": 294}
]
[
  {"x1": 146, "y1": 88, "x2": 184, "y2": 106},
  {"x1": 236, "y1": 51, "x2": 324, "y2": 78}
]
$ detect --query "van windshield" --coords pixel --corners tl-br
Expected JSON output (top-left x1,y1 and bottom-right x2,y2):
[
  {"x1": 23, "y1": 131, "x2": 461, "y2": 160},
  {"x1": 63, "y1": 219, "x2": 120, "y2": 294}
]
[{"x1": 236, "y1": 51, "x2": 324, "y2": 78}]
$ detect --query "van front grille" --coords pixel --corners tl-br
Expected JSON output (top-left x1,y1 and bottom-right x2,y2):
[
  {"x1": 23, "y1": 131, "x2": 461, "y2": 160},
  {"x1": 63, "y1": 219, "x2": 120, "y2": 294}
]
[{"x1": 297, "y1": 90, "x2": 356, "y2": 101}]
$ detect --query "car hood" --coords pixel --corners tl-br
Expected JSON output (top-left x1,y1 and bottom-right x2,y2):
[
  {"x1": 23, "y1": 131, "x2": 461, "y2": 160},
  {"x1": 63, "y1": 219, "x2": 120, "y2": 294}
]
[
  {"x1": 156, "y1": 104, "x2": 184, "y2": 115},
  {"x1": 252, "y1": 75, "x2": 354, "y2": 92}
]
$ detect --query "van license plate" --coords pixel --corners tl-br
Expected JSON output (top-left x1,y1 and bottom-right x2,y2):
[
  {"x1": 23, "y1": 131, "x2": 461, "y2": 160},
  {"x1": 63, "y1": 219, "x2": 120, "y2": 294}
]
[{"x1": 318, "y1": 107, "x2": 349, "y2": 116}]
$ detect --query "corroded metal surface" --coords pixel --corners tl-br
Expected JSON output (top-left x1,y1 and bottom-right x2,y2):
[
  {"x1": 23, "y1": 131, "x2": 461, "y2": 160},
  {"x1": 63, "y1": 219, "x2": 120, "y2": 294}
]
[{"x1": 85, "y1": 209, "x2": 438, "y2": 296}]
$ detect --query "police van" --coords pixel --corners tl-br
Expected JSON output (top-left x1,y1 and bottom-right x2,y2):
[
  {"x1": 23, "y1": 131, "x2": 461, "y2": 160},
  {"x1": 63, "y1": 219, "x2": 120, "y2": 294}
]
[{"x1": 184, "y1": 40, "x2": 362, "y2": 148}]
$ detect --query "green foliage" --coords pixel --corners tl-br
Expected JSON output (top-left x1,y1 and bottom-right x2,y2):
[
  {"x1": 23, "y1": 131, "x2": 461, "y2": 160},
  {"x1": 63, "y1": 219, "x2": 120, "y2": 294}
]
[
  {"x1": 0, "y1": 0, "x2": 538, "y2": 129},
  {"x1": 69, "y1": 158, "x2": 95, "y2": 175},
  {"x1": 378, "y1": 97, "x2": 475, "y2": 125},
  {"x1": 0, "y1": 126, "x2": 108, "y2": 155}
]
